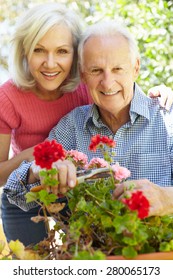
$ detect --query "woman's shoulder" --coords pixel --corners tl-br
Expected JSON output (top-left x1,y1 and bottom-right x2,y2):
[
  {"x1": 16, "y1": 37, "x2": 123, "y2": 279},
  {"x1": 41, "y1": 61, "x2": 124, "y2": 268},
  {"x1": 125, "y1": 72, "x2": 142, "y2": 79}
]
[
  {"x1": 73, "y1": 82, "x2": 88, "y2": 95},
  {"x1": 0, "y1": 80, "x2": 36, "y2": 106},
  {"x1": 70, "y1": 82, "x2": 92, "y2": 104},
  {"x1": 0, "y1": 79, "x2": 22, "y2": 99},
  {"x1": 0, "y1": 79, "x2": 16, "y2": 90}
]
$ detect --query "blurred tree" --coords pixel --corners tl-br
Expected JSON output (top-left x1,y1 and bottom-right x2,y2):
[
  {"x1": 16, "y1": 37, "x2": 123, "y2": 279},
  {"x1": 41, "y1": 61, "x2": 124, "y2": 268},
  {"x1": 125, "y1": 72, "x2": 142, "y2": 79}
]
[{"x1": 0, "y1": 0, "x2": 173, "y2": 91}]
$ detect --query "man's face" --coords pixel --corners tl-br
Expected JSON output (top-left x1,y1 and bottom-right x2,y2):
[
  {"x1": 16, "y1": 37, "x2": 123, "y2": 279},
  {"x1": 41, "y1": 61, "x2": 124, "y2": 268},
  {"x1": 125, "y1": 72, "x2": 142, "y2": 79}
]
[{"x1": 81, "y1": 34, "x2": 140, "y2": 117}]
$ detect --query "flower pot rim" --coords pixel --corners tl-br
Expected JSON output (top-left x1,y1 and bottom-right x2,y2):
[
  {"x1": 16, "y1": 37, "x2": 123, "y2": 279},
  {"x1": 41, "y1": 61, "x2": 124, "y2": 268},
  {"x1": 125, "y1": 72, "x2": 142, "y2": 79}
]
[{"x1": 106, "y1": 251, "x2": 173, "y2": 260}]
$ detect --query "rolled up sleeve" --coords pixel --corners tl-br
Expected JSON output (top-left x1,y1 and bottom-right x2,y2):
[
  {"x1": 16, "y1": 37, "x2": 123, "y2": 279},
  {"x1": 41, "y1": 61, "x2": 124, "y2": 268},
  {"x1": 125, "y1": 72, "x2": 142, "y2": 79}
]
[{"x1": 3, "y1": 161, "x2": 40, "y2": 211}]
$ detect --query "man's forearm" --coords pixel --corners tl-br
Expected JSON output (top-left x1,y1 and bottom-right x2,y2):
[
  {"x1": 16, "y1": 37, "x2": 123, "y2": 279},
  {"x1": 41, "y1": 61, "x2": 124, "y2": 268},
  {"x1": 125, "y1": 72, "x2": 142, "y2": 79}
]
[
  {"x1": 28, "y1": 165, "x2": 40, "y2": 184},
  {"x1": 0, "y1": 147, "x2": 34, "y2": 187},
  {"x1": 3, "y1": 160, "x2": 39, "y2": 211},
  {"x1": 162, "y1": 187, "x2": 173, "y2": 215}
]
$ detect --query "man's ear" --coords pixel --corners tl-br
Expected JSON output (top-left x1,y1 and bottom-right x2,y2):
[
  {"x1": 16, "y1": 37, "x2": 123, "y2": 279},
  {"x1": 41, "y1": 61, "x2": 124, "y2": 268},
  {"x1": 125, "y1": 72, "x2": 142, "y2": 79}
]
[
  {"x1": 134, "y1": 57, "x2": 140, "y2": 80},
  {"x1": 79, "y1": 64, "x2": 86, "y2": 83}
]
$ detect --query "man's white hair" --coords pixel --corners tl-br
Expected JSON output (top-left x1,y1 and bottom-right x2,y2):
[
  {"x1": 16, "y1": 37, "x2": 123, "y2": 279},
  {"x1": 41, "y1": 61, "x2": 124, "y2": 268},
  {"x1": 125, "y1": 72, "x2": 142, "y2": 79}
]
[{"x1": 78, "y1": 20, "x2": 140, "y2": 70}]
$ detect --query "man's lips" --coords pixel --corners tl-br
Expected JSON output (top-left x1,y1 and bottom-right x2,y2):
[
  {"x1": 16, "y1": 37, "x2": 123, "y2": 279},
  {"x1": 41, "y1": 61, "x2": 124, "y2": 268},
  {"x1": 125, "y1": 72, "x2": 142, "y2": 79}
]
[{"x1": 100, "y1": 90, "x2": 121, "y2": 96}]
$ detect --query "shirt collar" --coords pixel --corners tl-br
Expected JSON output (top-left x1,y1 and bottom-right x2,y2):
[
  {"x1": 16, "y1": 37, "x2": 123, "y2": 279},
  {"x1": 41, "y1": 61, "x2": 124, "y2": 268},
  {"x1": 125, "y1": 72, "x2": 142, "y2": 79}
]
[
  {"x1": 129, "y1": 83, "x2": 151, "y2": 123},
  {"x1": 83, "y1": 83, "x2": 152, "y2": 129},
  {"x1": 83, "y1": 104, "x2": 101, "y2": 129}
]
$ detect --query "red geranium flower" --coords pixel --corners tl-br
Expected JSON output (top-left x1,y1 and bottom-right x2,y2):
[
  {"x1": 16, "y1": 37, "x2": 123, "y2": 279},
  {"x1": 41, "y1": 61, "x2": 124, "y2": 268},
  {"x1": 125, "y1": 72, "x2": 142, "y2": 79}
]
[
  {"x1": 89, "y1": 134, "x2": 116, "y2": 152},
  {"x1": 33, "y1": 140, "x2": 66, "y2": 169},
  {"x1": 122, "y1": 191, "x2": 150, "y2": 219}
]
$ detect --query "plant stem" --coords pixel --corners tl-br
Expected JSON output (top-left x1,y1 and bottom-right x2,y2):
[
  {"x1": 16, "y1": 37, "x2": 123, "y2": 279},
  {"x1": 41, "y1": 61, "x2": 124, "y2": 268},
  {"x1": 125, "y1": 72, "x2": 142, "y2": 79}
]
[{"x1": 42, "y1": 206, "x2": 50, "y2": 233}]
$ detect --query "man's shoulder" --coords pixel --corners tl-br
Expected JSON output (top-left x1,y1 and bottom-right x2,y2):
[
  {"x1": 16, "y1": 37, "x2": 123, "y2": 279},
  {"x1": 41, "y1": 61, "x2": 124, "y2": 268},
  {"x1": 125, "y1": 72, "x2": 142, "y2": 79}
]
[
  {"x1": 65, "y1": 104, "x2": 92, "y2": 118},
  {"x1": 55, "y1": 105, "x2": 92, "y2": 128},
  {"x1": 148, "y1": 101, "x2": 173, "y2": 138}
]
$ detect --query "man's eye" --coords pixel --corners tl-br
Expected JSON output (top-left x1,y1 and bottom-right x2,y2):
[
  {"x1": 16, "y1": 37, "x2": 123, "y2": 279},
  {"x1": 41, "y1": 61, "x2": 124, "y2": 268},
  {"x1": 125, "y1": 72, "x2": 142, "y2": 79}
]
[
  {"x1": 113, "y1": 67, "x2": 122, "y2": 72},
  {"x1": 90, "y1": 69, "x2": 102, "y2": 75}
]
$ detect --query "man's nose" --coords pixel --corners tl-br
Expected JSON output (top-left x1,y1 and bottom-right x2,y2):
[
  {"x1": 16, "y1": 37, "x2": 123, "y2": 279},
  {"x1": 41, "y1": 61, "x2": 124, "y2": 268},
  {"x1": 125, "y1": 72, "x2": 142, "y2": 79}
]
[{"x1": 100, "y1": 72, "x2": 116, "y2": 91}]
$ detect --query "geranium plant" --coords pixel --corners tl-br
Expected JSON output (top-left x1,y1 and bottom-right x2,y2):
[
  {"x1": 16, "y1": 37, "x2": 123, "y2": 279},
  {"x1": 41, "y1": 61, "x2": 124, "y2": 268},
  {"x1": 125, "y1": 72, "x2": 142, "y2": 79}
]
[{"x1": 1, "y1": 136, "x2": 173, "y2": 260}]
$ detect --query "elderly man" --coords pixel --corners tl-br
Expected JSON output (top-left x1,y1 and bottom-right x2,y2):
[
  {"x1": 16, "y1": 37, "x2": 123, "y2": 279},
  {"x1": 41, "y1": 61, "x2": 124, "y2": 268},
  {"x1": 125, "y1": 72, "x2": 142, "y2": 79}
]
[{"x1": 4, "y1": 20, "x2": 173, "y2": 217}]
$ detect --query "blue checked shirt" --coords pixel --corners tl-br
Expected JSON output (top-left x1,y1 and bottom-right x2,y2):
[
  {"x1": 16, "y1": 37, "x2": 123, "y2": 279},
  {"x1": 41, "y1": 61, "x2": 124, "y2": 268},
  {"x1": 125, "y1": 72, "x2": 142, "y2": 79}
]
[{"x1": 4, "y1": 83, "x2": 173, "y2": 211}]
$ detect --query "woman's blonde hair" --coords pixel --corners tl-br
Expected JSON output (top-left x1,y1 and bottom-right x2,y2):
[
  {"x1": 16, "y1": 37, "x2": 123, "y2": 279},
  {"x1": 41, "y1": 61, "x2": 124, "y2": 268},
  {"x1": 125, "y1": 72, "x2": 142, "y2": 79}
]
[{"x1": 9, "y1": 2, "x2": 84, "y2": 92}]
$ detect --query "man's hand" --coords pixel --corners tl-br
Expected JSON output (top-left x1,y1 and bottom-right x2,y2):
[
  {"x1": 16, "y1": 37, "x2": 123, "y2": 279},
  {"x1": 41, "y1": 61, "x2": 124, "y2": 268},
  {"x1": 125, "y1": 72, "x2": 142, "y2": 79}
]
[
  {"x1": 30, "y1": 159, "x2": 77, "y2": 195},
  {"x1": 148, "y1": 84, "x2": 173, "y2": 111},
  {"x1": 112, "y1": 179, "x2": 173, "y2": 217}
]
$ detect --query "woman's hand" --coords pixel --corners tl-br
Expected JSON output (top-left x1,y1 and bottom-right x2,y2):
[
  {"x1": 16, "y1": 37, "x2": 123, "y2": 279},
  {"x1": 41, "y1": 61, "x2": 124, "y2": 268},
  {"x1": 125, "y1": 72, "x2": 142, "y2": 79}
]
[
  {"x1": 112, "y1": 179, "x2": 173, "y2": 217},
  {"x1": 148, "y1": 84, "x2": 173, "y2": 111}
]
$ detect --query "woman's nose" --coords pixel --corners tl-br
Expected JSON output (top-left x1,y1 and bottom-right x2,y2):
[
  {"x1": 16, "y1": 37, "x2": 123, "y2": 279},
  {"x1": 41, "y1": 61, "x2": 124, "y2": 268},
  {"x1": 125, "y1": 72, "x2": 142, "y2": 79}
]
[{"x1": 43, "y1": 53, "x2": 57, "y2": 68}]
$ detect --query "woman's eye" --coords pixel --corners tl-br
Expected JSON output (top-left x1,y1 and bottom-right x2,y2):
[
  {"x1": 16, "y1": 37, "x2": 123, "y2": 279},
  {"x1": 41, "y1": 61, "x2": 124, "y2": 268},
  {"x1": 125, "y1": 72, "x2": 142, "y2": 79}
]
[
  {"x1": 58, "y1": 49, "x2": 68, "y2": 54},
  {"x1": 34, "y1": 48, "x2": 44, "y2": 53}
]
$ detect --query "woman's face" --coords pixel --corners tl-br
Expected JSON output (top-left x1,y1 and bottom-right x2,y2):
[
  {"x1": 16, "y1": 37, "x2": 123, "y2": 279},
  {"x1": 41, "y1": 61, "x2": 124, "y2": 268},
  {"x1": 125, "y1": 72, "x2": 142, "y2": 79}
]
[{"x1": 28, "y1": 24, "x2": 74, "y2": 96}]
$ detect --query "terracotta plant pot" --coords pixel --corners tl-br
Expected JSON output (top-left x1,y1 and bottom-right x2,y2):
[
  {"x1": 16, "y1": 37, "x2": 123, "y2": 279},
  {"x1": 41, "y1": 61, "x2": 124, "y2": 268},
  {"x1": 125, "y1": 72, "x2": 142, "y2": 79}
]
[{"x1": 106, "y1": 251, "x2": 173, "y2": 260}]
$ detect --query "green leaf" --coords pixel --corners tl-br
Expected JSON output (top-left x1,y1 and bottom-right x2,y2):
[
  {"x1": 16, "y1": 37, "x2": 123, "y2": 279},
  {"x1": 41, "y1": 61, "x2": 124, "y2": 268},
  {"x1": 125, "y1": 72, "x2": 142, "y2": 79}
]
[
  {"x1": 25, "y1": 192, "x2": 39, "y2": 203},
  {"x1": 101, "y1": 215, "x2": 112, "y2": 228},
  {"x1": 159, "y1": 242, "x2": 171, "y2": 252},
  {"x1": 76, "y1": 197, "x2": 87, "y2": 211},
  {"x1": 122, "y1": 246, "x2": 138, "y2": 259},
  {"x1": 112, "y1": 213, "x2": 137, "y2": 234},
  {"x1": 38, "y1": 190, "x2": 57, "y2": 205},
  {"x1": 73, "y1": 250, "x2": 106, "y2": 260},
  {"x1": 169, "y1": 240, "x2": 173, "y2": 250}
]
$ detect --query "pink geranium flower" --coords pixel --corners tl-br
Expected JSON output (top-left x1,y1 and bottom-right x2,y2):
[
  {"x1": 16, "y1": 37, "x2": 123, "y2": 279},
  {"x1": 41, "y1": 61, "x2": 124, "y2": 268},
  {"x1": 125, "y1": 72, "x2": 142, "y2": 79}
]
[
  {"x1": 111, "y1": 163, "x2": 131, "y2": 181},
  {"x1": 66, "y1": 150, "x2": 88, "y2": 168},
  {"x1": 86, "y1": 157, "x2": 109, "y2": 169}
]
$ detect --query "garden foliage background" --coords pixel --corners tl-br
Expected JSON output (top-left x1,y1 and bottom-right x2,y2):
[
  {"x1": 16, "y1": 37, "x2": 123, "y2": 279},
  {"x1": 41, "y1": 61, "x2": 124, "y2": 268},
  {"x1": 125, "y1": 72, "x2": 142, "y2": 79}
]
[{"x1": 0, "y1": 0, "x2": 173, "y2": 93}]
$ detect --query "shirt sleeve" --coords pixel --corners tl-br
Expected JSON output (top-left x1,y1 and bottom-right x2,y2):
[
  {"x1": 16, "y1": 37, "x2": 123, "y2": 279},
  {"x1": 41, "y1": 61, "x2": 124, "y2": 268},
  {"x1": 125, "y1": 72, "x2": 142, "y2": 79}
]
[
  {"x1": 0, "y1": 90, "x2": 20, "y2": 133},
  {"x1": 165, "y1": 109, "x2": 173, "y2": 186},
  {"x1": 171, "y1": 141, "x2": 173, "y2": 186},
  {"x1": 3, "y1": 161, "x2": 40, "y2": 211}
]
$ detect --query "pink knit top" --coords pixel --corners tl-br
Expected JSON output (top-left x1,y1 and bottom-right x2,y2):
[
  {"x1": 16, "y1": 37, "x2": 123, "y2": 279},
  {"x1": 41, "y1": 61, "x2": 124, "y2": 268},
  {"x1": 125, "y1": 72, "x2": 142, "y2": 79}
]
[{"x1": 0, "y1": 80, "x2": 92, "y2": 156}]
